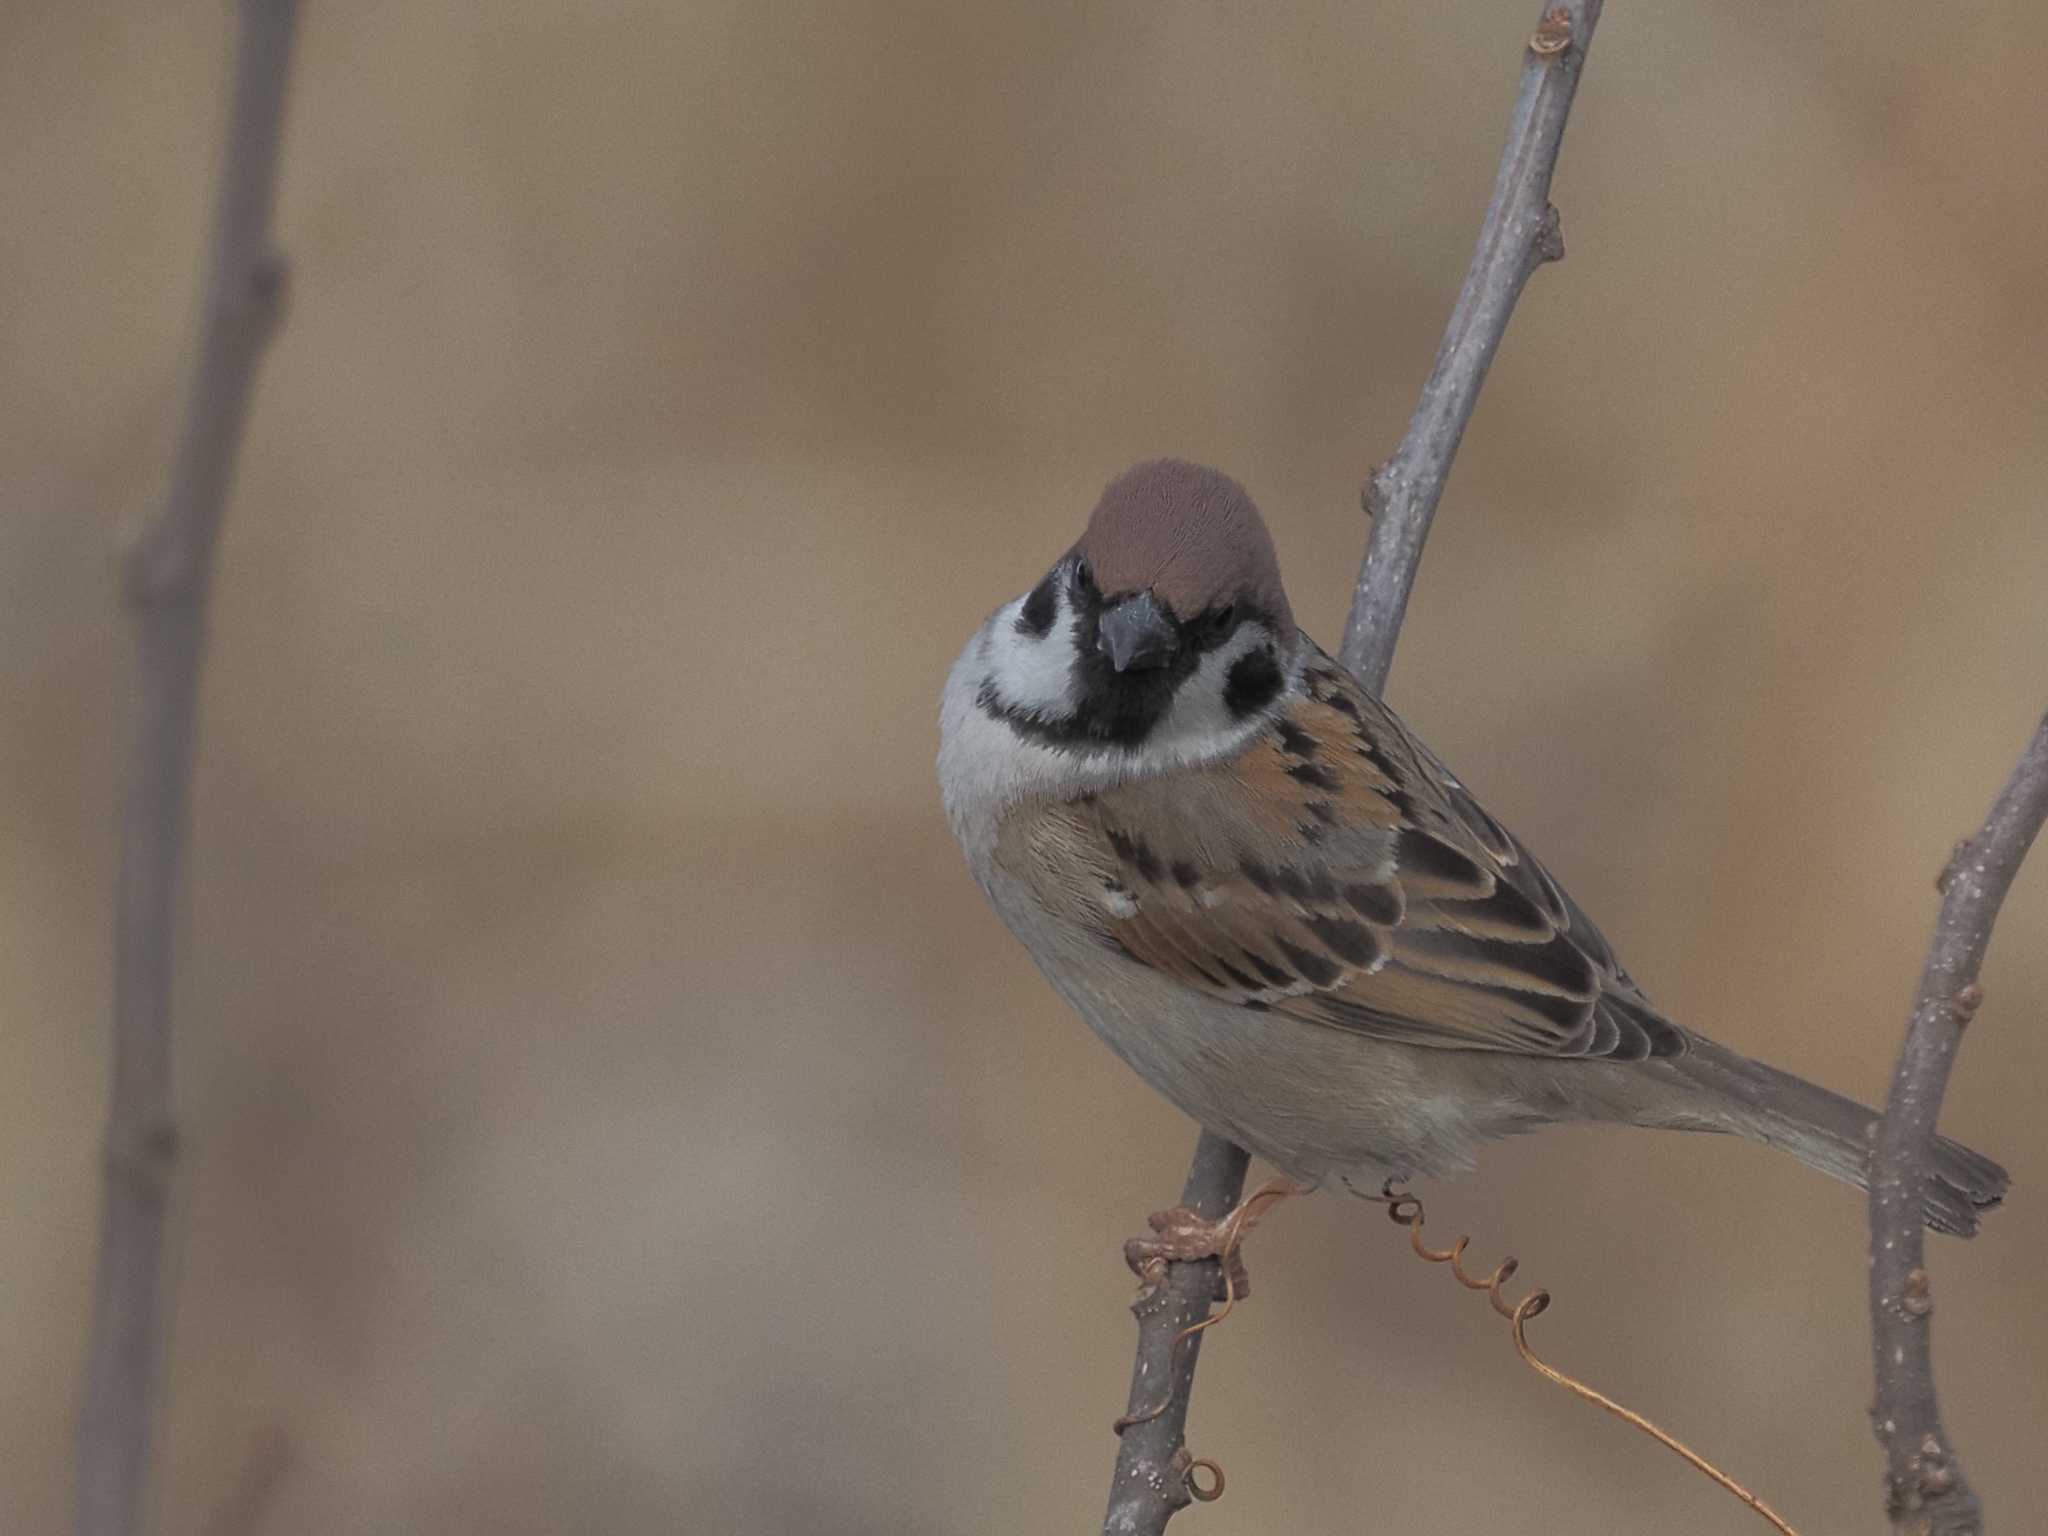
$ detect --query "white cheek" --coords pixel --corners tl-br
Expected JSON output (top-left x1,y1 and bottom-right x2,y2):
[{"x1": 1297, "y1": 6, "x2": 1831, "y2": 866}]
[
  {"x1": 1148, "y1": 625, "x2": 1270, "y2": 753},
  {"x1": 981, "y1": 592, "x2": 1076, "y2": 716},
  {"x1": 939, "y1": 608, "x2": 1300, "y2": 861}
]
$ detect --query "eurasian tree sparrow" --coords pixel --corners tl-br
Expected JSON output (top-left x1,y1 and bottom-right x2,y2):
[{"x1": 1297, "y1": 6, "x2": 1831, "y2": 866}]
[{"x1": 939, "y1": 459, "x2": 2006, "y2": 1244}]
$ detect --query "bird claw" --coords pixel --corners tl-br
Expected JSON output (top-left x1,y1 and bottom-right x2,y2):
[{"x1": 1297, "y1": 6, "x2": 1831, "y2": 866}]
[
  {"x1": 1125, "y1": 1208, "x2": 1256, "y2": 1301},
  {"x1": 1121, "y1": 1177, "x2": 1311, "y2": 1302}
]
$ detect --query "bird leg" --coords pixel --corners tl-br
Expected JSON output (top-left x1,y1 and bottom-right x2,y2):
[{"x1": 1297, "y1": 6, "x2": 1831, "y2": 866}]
[{"x1": 1123, "y1": 1175, "x2": 1312, "y2": 1302}]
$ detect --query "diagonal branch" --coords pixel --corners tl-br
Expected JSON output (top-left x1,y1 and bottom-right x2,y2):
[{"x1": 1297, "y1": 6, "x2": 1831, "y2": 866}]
[
  {"x1": 1103, "y1": 5, "x2": 1603, "y2": 1530},
  {"x1": 1868, "y1": 712, "x2": 2048, "y2": 1536},
  {"x1": 1340, "y1": 0, "x2": 1599, "y2": 690},
  {"x1": 73, "y1": 5, "x2": 302, "y2": 1535}
]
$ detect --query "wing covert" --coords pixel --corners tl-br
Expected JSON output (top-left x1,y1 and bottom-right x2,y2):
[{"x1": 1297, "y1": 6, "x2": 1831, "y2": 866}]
[{"x1": 1003, "y1": 643, "x2": 1687, "y2": 1061}]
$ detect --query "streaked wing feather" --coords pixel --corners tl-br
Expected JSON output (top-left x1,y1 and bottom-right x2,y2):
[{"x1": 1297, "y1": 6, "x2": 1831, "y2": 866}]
[{"x1": 1013, "y1": 642, "x2": 1687, "y2": 1061}]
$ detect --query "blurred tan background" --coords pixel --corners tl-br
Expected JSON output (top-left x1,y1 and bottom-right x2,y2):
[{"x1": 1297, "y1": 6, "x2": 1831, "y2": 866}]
[{"x1": 5, "y1": 2, "x2": 2046, "y2": 1531}]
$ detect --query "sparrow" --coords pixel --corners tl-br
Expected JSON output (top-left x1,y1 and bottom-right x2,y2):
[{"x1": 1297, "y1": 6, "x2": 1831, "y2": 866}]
[{"x1": 938, "y1": 458, "x2": 2007, "y2": 1261}]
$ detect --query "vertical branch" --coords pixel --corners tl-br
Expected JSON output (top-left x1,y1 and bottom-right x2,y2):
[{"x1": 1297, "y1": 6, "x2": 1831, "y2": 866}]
[
  {"x1": 1868, "y1": 714, "x2": 2048, "y2": 1536},
  {"x1": 1103, "y1": 5, "x2": 1603, "y2": 1530},
  {"x1": 74, "y1": 5, "x2": 302, "y2": 1535}
]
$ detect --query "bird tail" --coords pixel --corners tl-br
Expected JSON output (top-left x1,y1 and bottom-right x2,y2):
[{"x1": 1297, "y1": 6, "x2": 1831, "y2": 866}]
[{"x1": 1670, "y1": 1040, "x2": 2008, "y2": 1237}]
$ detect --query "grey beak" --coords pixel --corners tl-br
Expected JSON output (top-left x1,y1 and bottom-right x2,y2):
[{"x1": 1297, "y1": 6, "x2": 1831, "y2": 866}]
[{"x1": 1097, "y1": 590, "x2": 1180, "y2": 672}]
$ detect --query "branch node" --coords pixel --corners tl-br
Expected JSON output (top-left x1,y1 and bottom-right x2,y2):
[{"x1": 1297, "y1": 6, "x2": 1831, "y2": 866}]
[
  {"x1": 1535, "y1": 203, "x2": 1566, "y2": 265},
  {"x1": 118, "y1": 511, "x2": 193, "y2": 605},
  {"x1": 239, "y1": 246, "x2": 292, "y2": 336},
  {"x1": 100, "y1": 1118, "x2": 181, "y2": 1197},
  {"x1": 1913, "y1": 1435, "x2": 1957, "y2": 1499},
  {"x1": 1528, "y1": 6, "x2": 1574, "y2": 57},
  {"x1": 1948, "y1": 983, "x2": 1984, "y2": 1026},
  {"x1": 1901, "y1": 1269, "x2": 1933, "y2": 1319},
  {"x1": 1361, "y1": 461, "x2": 1396, "y2": 524},
  {"x1": 1934, "y1": 837, "x2": 1974, "y2": 893}
]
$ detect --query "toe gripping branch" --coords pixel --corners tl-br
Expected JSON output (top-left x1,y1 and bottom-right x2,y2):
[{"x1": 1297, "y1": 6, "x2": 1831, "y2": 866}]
[
  {"x1": 1111, "y1": 1176, "x2": 1305, "y2": 1503},
  {"x1": 1380, "y1": 1187, "x2": 1804, "y2": 1536}
]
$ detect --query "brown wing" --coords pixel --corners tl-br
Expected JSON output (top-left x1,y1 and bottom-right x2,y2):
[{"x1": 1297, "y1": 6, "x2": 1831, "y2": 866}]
[{"x1": 1005, "y1": 644, "x2": 1686, "y2": 1061}]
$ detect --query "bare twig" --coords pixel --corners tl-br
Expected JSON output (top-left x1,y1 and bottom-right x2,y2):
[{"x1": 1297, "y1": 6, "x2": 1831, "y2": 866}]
[
  {"x1": 73, "y1": 6, "x2": 301, "y2": 1535},
  {"x1": 1103, "y1": 5, "x2": 1603, "y2": 1530},
  {"x1": 1341, "y1": 0, "x2": 1603, "y2": 690},
  {"x1": 1868, "y1": 713, "x2": 2048, "y2": 1536}
]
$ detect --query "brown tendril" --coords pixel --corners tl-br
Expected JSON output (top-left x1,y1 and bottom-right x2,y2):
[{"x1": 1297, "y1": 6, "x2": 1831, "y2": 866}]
[{"x1": 1381, "y1": 1189, "x2": 1803, "y2": 1536}]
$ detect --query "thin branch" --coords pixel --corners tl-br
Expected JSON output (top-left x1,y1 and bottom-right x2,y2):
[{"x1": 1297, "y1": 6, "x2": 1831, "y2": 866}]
[
  {"x1": 1103, "y1": 5, "x2": 1603, "y2": 1530},
  {"x1": 1341, "y1": 0, "x2": 1600, "y2": 690},
  {"x1": 1868, "y1": 712, "x2": 2048, "y2": 1536},
  {"x1": 74, "y1": 5, "x2": 301, "y2": 1535}
]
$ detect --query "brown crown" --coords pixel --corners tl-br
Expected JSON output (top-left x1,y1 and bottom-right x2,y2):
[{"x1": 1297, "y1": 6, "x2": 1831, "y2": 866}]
[{"x1": 1072, "y1": 459, "x2": 1293, "y2": 634}]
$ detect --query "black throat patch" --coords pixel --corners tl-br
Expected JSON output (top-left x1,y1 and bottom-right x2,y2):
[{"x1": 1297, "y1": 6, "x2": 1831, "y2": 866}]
[{"x1": 979, "y1": 570, "x2": 1289, "y2": 752}]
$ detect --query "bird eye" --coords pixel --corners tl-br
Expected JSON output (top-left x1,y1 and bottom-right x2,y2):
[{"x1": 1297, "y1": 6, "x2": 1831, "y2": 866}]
[{"x1": 1071, "y1": 558, "x2": 1094, "y2": 592}]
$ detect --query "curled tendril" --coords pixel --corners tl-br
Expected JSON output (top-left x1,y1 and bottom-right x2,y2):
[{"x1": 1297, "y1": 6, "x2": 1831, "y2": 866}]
[
  {"x1": 1184, "y1": 1457, "x2": 1225, "y2": 1502},
  {"x1": 1381, "y1": 1188, "x2": 1802, "y2": 1536},
  {"x1": 1113, "y1": 1179, "x2": 1298, "y2": 1436},
  {"x1": 1111, "y1": 1177, "x2": 1306, "y2": 1507}
]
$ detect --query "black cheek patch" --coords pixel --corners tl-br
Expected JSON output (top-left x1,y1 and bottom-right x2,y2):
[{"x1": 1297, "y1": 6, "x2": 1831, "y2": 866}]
[
  {"x1": 1015, "y1": 573, "x2": 1057, "y2": 638},
  {"x1": 1223, "y1": 649, "x2": 1282, "y2": 718}
]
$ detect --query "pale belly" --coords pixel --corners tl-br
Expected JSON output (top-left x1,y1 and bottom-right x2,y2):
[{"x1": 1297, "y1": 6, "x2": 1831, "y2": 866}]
[{"x1": 981, "y1": 864, "x2": 1559, "y2": 1187}]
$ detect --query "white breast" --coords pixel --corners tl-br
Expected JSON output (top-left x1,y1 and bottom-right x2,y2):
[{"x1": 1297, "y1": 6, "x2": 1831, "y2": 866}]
[{"x1": 937, "y1": 592, "x2": 1293, "y2": 860}]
